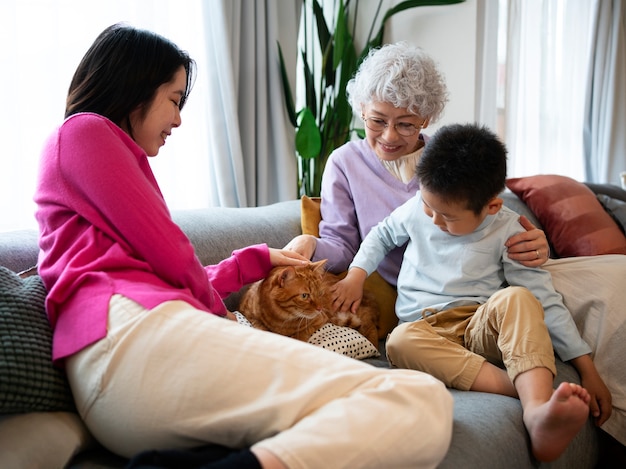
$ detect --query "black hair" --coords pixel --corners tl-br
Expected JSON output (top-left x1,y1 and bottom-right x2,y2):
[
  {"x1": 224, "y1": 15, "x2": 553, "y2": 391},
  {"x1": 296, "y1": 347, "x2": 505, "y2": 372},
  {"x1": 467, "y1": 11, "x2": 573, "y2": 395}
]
[
  {"x1": 416, "y1": 123, "x2": 507, "y2": 214},
  {"x1": 65, "y1": 23, "x2": 195, "y2": 136}
]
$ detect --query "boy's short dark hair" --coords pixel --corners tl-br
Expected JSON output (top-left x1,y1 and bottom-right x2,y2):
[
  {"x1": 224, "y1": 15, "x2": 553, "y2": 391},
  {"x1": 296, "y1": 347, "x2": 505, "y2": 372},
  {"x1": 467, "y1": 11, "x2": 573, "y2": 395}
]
[{"x1": 417, "y1": 123, "x2": 508, "y2": 214}]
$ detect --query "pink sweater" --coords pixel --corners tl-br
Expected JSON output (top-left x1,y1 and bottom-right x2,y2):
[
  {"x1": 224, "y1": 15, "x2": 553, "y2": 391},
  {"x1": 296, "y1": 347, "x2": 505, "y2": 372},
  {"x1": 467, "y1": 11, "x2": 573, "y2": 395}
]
[{"x1": 35, "y1": 113, "x2": 271, "y2": 362}]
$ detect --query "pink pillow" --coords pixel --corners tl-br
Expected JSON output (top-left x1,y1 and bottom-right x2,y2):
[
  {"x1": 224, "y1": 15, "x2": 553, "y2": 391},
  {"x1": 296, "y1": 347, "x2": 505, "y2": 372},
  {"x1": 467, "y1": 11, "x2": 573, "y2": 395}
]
[{"x1": 506, "y1": 175, "x2": 626, "y2": 257}]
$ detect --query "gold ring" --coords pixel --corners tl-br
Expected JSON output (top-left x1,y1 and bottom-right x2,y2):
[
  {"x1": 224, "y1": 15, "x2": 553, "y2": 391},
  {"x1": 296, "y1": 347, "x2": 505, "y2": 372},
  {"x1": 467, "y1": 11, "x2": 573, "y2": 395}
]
[{"x1": 536, "y1": 250, "x2": 540, "y2": 259}]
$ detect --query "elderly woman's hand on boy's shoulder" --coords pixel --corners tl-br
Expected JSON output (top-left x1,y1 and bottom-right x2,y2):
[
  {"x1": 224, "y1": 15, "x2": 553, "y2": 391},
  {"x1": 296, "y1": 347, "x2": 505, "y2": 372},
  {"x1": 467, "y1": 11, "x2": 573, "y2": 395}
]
[{"x1": 505, "y1": 215, "x2": 550, "y2": 267}]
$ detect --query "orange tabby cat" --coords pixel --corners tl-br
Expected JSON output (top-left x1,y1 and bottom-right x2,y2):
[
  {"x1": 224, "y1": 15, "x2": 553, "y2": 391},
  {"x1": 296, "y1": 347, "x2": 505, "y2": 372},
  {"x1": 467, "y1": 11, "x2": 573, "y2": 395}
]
[{"x1": 239, "y1": 260, "x2": 380, "y2": 346}]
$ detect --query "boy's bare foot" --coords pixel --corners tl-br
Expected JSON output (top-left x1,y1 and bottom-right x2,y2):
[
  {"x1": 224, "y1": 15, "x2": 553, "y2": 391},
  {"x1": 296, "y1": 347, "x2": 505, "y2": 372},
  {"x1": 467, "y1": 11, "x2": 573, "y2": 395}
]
[{"x1": 523, "y1": 382, "x2": 590, "y2": 462}]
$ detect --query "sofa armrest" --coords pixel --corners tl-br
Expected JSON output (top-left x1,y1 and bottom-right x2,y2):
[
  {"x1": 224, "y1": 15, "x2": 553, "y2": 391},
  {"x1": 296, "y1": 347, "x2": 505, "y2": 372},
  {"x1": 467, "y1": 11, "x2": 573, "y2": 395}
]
[
  {"x1": 0, "y1": 230, "x2": 40, "y2": 273},
  {"x1": 585, "y1": 182, "x2": 626, "y2": 203}
]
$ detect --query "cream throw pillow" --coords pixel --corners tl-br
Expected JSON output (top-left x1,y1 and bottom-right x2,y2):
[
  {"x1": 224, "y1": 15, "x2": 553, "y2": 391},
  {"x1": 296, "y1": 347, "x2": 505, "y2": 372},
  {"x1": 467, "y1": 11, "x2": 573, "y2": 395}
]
[{"x1": 546, "y1": 255, "x2": 626, "y2": 445}]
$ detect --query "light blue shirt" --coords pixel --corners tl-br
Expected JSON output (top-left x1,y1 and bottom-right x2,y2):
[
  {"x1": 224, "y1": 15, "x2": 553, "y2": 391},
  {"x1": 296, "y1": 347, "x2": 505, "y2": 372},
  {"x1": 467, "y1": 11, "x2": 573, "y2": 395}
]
[{"x1": 351, "y1": 193, "x2": 591, "y2": 362}]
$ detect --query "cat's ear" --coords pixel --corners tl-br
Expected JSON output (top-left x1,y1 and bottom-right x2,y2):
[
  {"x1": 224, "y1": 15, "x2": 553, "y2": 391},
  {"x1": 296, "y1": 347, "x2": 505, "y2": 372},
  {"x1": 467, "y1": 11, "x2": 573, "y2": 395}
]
[
  {"x1": 311, "y1": 259, "x2": 328, "y2": 272},
  {"x1": 278, "y1": 267, "x2": 296, "y2": 287}
]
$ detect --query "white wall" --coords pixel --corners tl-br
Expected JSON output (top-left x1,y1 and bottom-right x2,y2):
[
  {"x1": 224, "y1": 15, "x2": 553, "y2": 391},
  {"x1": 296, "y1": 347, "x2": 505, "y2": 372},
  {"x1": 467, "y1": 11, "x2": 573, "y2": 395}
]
[{"x1": 351, "y1": 0, "x2": 479, "y2": 134}]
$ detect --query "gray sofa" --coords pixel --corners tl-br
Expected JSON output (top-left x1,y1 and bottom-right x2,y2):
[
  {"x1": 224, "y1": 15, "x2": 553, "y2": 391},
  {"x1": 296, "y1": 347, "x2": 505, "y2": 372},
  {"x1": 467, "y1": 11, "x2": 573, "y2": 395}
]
[{"x1": 1, "y1": 181, "x2": 625, "y2": 468}]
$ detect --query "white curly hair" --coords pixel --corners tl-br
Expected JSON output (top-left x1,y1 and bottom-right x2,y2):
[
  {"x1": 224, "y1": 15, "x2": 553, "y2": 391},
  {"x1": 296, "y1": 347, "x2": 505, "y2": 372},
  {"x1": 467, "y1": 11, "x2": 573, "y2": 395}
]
[{"x1": 347, "y1": 42, "x2": 449, "y2": 123}]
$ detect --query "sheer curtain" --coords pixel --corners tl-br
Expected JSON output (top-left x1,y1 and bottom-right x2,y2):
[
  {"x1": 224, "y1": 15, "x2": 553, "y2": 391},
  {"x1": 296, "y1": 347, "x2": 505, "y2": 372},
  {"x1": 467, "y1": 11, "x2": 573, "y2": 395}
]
[
  {"x1": 502, "y1": 0, "x2": 595, "y2": 180},
  {"x1": 584, "y1": 0, "x2": 626, "y2": 184},
  {"x1": 475, "y1": 0, "x2": 500, "y2": 130},
  {"x1": 0, "y1": 1, "x2": 211, "y2": 232},
  {"x1": 201, "y1": 0, "x2": 301, "y2": 207}
]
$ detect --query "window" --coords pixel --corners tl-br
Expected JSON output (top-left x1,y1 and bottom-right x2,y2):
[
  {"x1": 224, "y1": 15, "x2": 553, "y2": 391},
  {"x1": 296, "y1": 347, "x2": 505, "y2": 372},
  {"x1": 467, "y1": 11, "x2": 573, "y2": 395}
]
[{"x1": 0, "y1": 0, "x2": 211, "y2": 232}]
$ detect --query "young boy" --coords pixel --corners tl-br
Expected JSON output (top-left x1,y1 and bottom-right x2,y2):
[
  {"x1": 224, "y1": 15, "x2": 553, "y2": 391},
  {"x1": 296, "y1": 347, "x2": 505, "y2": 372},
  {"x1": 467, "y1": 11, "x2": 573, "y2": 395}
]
[{"x1": 332, "y1": 123, "x2": 612, "y2": 462}]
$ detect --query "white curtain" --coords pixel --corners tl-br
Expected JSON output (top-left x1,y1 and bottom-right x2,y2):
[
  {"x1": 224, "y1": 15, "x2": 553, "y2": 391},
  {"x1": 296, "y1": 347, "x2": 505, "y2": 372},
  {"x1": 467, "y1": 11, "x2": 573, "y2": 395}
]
[
  {"x1": 201, "y1": 0, "x2": 301, "y2": 207},
  {"x1": 475, "y1": 0, "x2": 500, "y2": 130},
  {"x1": 0, "y1": 1, "x2": 210, "y2": 231},
  {"x1": 503, "y1": 0, "x2": 595, "y2": 180},
  {"x1": 584, "y1": 0, "x2": 626, "y2": 184}
]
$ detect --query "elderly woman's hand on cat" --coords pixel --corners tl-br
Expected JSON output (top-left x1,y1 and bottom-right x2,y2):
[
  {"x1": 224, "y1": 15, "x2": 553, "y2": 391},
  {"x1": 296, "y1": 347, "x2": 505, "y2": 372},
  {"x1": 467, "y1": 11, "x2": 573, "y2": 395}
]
[
  {"x1": 283, "y1": 234, "x2": 317, "y2": 260},
  {"x1": 330, "y1": 267, "x2": 368, "y2": 314},
  {"x1": 268, "y1": 247, "x2": 311, "y2": 266}
]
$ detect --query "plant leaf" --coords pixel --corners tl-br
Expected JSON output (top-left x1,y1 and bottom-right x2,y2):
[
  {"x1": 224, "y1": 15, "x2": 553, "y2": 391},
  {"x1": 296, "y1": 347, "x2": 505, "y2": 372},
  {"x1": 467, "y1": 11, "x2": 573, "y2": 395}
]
[
  {"x1": 277, "y1": 41, "x2": 297, "y2": 127},
  {"x1": 312, "y1": 0, "x2": 331, "y2": 52},
  {"x1": 333, "y1": 0, "x2": 349, "y2": 69},
  {"x1": 301, "y1": 50, "x2": 318, "y2": 121},
  {"x1": 311, "y1": 0, "x2": 335, "y2": 89},
  {"x1": 321, "y1": 36, "x2": 335, "y2": 89},
  {"x1": 296, "y1": 108, "x2": 322, "y2": 159}
]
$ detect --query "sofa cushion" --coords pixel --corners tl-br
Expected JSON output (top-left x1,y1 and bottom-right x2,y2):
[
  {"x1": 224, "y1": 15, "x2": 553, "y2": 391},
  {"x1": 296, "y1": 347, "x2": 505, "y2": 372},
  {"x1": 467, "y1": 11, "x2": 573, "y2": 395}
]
[
  {"x1": 300, "y1": 195, "x2": 322, "y2": 236},
  {"x1": 506, "y1": 175, "x2": 626, "y2": 257},
  {"x1": 307, "y1": 323, "x2": 380, "y2": 359},
  {"x1": 0, "y1": 266, "x2": 75, "y2": 413},
  {"x1": 173, "y1": 200, "x2": 302, "y2": 311}
]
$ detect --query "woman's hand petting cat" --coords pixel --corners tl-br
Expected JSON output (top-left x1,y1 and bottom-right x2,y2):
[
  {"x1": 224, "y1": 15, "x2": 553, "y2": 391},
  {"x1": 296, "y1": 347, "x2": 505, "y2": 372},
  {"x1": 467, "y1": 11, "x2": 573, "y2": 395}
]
[
  {"x1": 505, "y1": 215, "x2": 550, "y2": 267},
  {"x1": 283, "y1": 234, "x2": 317, "y2": 260},
  {"x1": 330, "y1": 268, "x2": 368, "y2": 313},
  {"x1": 268, "y1": 247, "x2": 311, "y2": 267}
]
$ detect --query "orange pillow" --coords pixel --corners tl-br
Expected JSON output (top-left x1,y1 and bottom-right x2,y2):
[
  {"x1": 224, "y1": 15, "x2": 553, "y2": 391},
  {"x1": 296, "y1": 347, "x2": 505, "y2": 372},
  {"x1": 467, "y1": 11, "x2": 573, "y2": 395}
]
[
  {"x1": 506, "y1": 175, "x2": 626, "y2": 257},
  {"x1": 300, "y1": 196, "x2": 322, "y2": 236}
]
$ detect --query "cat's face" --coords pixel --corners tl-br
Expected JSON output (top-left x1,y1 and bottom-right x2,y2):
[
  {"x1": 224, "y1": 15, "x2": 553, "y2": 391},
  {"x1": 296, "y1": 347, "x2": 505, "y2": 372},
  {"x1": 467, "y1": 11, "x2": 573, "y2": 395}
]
[{"x1": 262, "y1": 260, "x2": 329, "y2": 321}]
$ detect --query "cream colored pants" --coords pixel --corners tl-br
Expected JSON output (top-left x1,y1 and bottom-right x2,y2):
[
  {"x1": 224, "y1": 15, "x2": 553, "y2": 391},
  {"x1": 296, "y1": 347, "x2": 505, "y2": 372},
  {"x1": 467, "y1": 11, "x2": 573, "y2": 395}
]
[
  {"x1": 386, "y1": 287, "x2": 557, "y2": 391},
  {"x1": 66, "y1": 295, "x2": 453, "y2": 469}
]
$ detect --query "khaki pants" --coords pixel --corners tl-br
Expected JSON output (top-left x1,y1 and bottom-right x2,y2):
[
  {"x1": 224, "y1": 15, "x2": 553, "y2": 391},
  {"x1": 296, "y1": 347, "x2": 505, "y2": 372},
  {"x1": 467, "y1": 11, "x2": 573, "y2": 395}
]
[
  {"x1": 386, "y1": 286, "x2": 557, "y2": 391},
  {"x1": 66, "y1": 295, "x2": 453, "y2": 469}
]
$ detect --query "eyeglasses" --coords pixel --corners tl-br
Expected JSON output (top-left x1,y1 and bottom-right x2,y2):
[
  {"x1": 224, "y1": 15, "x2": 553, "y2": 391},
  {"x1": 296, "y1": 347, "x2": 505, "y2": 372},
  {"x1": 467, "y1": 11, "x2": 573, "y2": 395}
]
[{"x1": 362, "y1": 116, "x2": 424, "y2": 137}]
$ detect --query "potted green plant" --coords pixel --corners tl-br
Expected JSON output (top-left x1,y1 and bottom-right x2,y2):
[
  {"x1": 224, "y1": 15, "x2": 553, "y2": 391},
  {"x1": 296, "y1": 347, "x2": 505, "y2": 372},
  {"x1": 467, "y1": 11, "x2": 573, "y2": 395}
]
[{"x1": 278, "y1": 0, "x2": 464, "y2": 197}]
